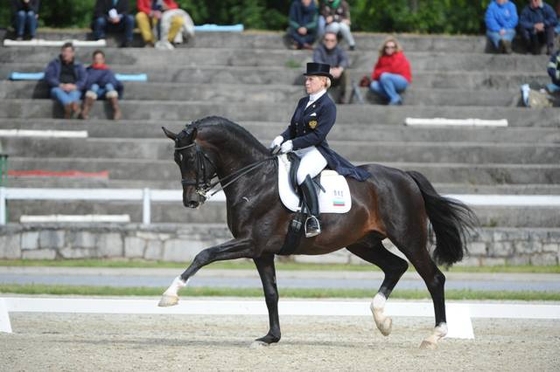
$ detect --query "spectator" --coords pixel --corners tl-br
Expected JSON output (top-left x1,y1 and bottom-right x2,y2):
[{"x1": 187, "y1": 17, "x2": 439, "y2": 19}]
[
  {"x1": 313, "y1": 31, "x2": 350, "y2": 103},
  {"x1": 10, "y1": 0, "x2": 40, "y2": 41},
  {"x1": 318, "y1": 0, "x2": 356, "y2": 51},
  {"x1": 287, "y1": 0, "x2": 318, "y2": 50},
  {"x1": 136, "y1": 0, "x2": 186, "y2": 48},
  {"x1": 43, "y1": 42, "x2": 87, "y2": 119},
  {"x1": 546, "y1": 49, "x2": 560, "y2": 93},
  {"x1": 157, "y1": 8, "x2": 195, "y2": 49},
  {"x1": 91, "y1": 0, "x2": 135, "y2": 48},
  {"x1": 519, "y1": 0, "x2": 558, "y2": 55},
  {"x1": 485, "y1": 0, "x2": 518, "y2": 54},
  {"x1": 368, "y1": 36, "x2": 412, "y2": 106},
  {"x1": 81, "y1": 50, "x2": 124, "y2": 121}
]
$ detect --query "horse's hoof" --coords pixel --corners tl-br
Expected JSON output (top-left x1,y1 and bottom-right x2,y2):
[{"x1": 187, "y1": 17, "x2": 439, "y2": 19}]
[
  {"x1": 158, "y1": 295, "x2": 179, "y2": 307},
  {"x1": 377, "y1": 317, "x2": 392, "y2": 336},
  {"x1": 419, "y1": 340, "x2": 438, "y2": 350},
  {"x1": 250, "y1": 340, "x2": 269, "y2": 349}
]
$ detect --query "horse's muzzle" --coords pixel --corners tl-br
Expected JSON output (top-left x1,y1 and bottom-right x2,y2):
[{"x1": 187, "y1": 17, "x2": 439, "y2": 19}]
[{"x1": 183, "y1": 192, "x2": 205, "y2": 208}]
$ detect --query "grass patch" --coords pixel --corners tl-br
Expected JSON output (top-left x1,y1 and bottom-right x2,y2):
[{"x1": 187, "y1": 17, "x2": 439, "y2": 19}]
[
  {"x1": 1, "y1": 259, "x2": 559, "y2": 274},
  {"x1": 1, "y1": 284, "x2": 559, "y2": 301}
]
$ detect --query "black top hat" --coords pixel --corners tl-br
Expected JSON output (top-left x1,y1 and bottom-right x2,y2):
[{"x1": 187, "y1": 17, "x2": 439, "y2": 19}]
[{"x1": 303, "y1": 62, "x2": 333, "y2": 81}]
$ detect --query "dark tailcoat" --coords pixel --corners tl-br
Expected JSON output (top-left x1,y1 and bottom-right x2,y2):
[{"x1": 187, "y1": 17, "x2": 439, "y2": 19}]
[{"x1": 281, "y1": 93, "x2": 370, "y2": 181}]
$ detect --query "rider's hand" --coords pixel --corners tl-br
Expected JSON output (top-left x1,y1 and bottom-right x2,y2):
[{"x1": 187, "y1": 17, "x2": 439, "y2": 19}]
[
  {"x1": 280, "y1": 140, "x2": 293, "y2": 154},
  {"x1": 270, "y1": 136, "x2": 284, "y2": 155}
]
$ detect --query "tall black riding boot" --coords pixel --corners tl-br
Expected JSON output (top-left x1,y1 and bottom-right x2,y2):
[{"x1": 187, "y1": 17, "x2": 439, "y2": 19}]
[{"x1": 300, "y1": 175, "x2": 321, "y2": 238}]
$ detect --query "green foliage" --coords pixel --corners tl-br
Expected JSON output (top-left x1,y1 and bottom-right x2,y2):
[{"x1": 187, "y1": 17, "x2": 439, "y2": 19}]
[
  {"x1": 0, "y1": 0, "x2": 531, "y2": 34},
  {"x1": 39, "y1": 0, "x2": 97, "y2": 29}
]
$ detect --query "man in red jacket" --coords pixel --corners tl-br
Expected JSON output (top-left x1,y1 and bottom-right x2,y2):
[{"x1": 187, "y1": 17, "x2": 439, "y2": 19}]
[
  {"x1": 369, "y1": 36, "x2": 412, "y2": 105},
  {"x1": 136, "y1": 0, "x2": 182, "y2": 47}
]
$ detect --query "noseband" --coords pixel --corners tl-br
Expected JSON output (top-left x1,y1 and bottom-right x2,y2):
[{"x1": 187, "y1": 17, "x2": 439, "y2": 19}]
[
  {"x1": 175, "y1": 142, "x2": 217, "y2": 198},
  {"x1": 174, "y1": 141, "x2": 275, "y2": 200}
]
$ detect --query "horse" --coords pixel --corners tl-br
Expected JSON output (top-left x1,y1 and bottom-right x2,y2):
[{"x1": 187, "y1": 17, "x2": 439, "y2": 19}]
[{"x1": 159, "y1": 116, "x2": 478, "y2": 349}]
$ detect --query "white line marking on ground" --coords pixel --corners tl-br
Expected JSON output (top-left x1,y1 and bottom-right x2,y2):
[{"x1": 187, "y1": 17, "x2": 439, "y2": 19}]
[{"x1": 3, "y1": 298, "x2": 559, "y2": 338}]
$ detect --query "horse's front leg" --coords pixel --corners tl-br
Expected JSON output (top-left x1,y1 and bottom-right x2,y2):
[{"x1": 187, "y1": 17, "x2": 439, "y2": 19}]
[
  {"x1": 252, "y1": 253, "x2": 281, "y2": 347},
  {"x1": 158, "y1": 238, "x2": 254, "y2": 307}
]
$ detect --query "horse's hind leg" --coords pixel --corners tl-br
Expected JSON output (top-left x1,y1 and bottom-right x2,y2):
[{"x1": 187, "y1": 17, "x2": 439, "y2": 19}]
[
  {"x1": 347, "y1": 237, "x2": 409, "y2": 337},
  {"x1": 390, "y1": 236, "x2": 448, "y2": 349}
]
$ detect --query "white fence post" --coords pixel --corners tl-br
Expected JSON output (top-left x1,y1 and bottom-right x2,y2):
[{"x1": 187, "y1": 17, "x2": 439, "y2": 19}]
[
  {"x1": 142, "y1": 188, "x2": 151, "y2": 225},
  {"x1": 0, "y1": 187, "x2": 6, "y2": 225}
]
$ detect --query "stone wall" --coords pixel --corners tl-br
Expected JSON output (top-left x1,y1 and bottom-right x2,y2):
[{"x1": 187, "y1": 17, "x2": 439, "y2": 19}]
[{"x1": 0, "y1": 223, "x2": 559, "y2": 266}]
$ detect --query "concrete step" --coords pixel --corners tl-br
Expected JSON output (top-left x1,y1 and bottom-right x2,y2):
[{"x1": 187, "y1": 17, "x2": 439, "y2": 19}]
[
  {"x1": 0, "y1": 47, "x2": 549, "y2": 73},
  {"x1": 7, "y1": 157, "x2": 560, "y2": 185},
  {"x1": 0, "y1": 81, "x2": 523, "y2": 107},
  {"x1": 5, "y1": 199, "x2": 558, "y2": 228},
  {"x1": 0, "y1": 100, "x2": 558, "y2": 127},
  {"x1": 1, "y1": 63, "x2": 549, "y2": 90},
  {"x1": 0, "y1": 29, "x2": 524, "y2": 54},
  {"x1": 2, "y1": 136, "x2": 558, "y2": 164},
  {"x1": 2, "y1": 118, "x2": 559, "y2": 143}
]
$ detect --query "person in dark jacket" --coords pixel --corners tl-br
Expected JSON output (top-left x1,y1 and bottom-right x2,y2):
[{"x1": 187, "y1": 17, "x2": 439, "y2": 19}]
[
  {"x1": 313, "y1": 31, "x2": 350, "y2": 103},
  {"x1": 43, "y1": 42, "x2": 87, "y2": 119},
  {"x1": 81, "y1": 50, "x2": 124, "y2": 120},
  {"x1": 269, "y1": 62, "x2": 370, "y2": 238},
  {"x1": 519, "y1": 0, "x2": 558, "y2": 54},
  {"x1": 92, "y1": 0, "x2": 135, "y2": 47},
  {"x1": 288, "y1": 0, "x2": 318, "y2": 50},
  {"x1": 11, "y1": 0, "x2": 40, "y2": 40},
  {"x1": 546, "y1": 49, "x2": 560, "y2": 91}
]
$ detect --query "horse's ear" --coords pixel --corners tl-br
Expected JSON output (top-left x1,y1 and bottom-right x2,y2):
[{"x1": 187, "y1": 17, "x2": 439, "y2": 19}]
[{"x1": 162, "y1": 127, "x2": 177, "y2": 141}]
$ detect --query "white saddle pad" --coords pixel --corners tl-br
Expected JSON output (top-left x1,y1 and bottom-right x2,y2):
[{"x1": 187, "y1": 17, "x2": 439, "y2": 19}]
[{"x1": 277, "y1": 154, "x2": 351, "y2": 213}]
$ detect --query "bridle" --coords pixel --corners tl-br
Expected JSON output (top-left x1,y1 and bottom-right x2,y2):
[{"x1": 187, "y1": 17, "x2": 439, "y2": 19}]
[{"x1": 174, "y1": 141, "x2": 275, "y2": 200}]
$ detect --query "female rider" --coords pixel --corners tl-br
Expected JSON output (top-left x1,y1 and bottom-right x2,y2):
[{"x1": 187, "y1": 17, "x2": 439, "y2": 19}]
[{"x1": 270, "y1": 62, "x2": 370, "y2": 237}]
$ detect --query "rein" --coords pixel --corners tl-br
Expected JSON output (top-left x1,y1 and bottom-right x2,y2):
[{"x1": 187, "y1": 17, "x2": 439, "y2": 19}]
[{"x1": 175, "y1": 142, "x2": 275, "y2": 199}]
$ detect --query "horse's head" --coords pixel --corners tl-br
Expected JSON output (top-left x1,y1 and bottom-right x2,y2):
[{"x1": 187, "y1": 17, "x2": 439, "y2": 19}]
[{"x1": 162, "y1": 125, "x2": 218, "y2": 208}]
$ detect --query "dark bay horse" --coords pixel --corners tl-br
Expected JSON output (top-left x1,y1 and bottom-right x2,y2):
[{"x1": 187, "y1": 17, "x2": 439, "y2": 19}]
[{"x1": 160, "y1": 116, "x2": 477, "y2": 349}]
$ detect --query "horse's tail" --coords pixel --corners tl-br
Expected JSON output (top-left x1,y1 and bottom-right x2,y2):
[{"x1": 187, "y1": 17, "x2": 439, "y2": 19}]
[{"x1": 406, "y1": 170, "x2": 479, "y2": 266}]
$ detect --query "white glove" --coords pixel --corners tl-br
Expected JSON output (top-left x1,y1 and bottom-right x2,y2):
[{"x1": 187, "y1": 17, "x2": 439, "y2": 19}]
[
  {"x1": 280, "y1": 140, "x2": 293, "y2": 154},
  {"x1": 270, "y1": 136, "x2": 284, "y2": 149},
  {"x1": 270, "y1": 135, "x2": 284, "y2": 155}
]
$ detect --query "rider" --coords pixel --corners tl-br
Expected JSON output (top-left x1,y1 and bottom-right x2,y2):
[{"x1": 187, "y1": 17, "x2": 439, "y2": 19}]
[{"x1": 270, "y1": 62, "x2": 370, "y2": 238}]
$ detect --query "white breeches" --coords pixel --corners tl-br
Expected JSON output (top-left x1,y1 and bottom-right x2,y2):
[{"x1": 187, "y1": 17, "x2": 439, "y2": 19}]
[{"x1": 294, "y1": 146, "x2": 327, "y2": 184}]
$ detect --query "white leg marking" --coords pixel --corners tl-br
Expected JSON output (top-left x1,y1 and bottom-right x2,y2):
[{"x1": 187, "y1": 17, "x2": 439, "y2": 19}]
[
  {"x1": 370, "y1": 293, "x2": 392, "y2": 336},
  {"x1": 158, "y1": 276, "x2": 188, "y2": 307},
  {"x1": 420, "y1": 322, "x2": 448, "y2": 349}
]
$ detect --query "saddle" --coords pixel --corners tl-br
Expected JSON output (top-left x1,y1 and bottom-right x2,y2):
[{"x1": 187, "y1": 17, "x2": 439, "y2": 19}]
[
  {"x1": 277, "y1": 153, "x2": 352, "y2": 255},
  {"x1": 277, "y1": 154, "x2": 352, "y2": 214}
]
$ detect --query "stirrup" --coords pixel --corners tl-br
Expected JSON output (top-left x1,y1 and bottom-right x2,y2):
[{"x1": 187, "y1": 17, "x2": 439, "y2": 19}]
[{"x1": 304, "y1": 215, "x2": 321, "y2": 238}]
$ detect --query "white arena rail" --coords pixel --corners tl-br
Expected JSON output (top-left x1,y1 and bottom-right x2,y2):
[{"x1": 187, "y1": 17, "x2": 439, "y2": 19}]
[{"x1": 0, "y1": 187, "x2": 559, "y2": 225}]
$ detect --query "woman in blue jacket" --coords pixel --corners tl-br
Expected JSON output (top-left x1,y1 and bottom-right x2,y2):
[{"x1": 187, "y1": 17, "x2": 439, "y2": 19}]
[{"x1": 485, "y1": 0, "x2": 518, "y2": 54}]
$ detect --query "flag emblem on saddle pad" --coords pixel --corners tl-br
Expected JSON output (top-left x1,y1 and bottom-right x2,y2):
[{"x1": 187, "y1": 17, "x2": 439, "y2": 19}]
[{"x1": 333, "y1": 199, "x2": 345, "y2": 207}]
